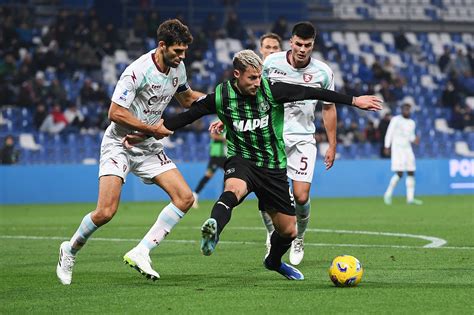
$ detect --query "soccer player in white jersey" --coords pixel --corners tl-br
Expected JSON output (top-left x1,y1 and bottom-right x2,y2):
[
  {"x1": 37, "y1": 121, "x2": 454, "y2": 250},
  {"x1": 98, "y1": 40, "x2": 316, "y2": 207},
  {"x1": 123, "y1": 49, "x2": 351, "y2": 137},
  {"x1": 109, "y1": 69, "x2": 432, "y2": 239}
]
[
  {"x1": 261, "y1": 22, "x2": 337, "y2": 265},
  {"x1": 56, "y1": 19, "x2": 205, "y2": 285},
  {"x1": 383, "y1": 104, "x2": 423, "y2": 205}
]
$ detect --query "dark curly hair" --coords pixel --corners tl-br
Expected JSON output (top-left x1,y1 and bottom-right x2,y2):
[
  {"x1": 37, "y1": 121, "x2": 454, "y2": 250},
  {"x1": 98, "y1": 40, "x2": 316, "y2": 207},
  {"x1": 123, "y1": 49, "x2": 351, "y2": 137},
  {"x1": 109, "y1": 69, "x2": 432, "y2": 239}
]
[{"x1": 157, "y1": 19, "x2": 193, "y2": 46}]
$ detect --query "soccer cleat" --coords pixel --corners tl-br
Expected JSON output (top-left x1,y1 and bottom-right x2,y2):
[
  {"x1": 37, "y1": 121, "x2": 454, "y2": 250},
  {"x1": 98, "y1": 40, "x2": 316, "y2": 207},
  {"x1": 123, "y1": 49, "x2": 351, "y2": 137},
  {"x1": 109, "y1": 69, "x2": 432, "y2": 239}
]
[
  {"x1": 56, "y1": 241, "x2": 76, "y2": 285},
  {"x1": 289, "y1": 237, "x2": 304, "y2": 265},
  {"x1": 408, "y1": 198, "x2": 423, "y2": 205},
  {"x1": 200, "y1": 218, "x2": 217, "y2": 256},
  {"x1": 192, "y1": 192, "x2": 199, "y2": 209},
  {"x1": 123, "y1": 248, "x2": 160, "y2": 281},
  {"x1": 383, "y1": 194, "x2": 392, "y2": 205},
  {"x1": 264, "y1": 260, "x2": 304, "y2": 280},
  {"x1": 264, "y1": 232, "x2": 272, "y2": 259}
]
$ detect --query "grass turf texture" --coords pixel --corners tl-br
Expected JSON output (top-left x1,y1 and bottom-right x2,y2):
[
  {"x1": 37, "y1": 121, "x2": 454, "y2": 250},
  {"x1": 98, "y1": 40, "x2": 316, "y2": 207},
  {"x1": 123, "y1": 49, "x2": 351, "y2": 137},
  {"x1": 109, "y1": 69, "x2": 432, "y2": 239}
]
[{"x1": 1, "y1": 195, "x2": 473, "y2": 314}]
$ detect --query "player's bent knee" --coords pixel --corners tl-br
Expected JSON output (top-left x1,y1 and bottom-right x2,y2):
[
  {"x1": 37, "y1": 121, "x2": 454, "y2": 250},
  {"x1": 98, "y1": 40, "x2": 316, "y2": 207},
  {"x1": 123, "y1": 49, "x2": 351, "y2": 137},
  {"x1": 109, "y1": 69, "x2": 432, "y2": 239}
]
[
  {"x1": 294, "y1": 193, "x2": 309, "y2": 205},
  {"x1": 172, "y1": 191, "x2": 194, "y2": 211},
  {"x1": 92, "y1": 207, "x2": 117, "y2": 225},
  {"x1": 276, "y1": 224, "x2": 297, "y2": 239}
]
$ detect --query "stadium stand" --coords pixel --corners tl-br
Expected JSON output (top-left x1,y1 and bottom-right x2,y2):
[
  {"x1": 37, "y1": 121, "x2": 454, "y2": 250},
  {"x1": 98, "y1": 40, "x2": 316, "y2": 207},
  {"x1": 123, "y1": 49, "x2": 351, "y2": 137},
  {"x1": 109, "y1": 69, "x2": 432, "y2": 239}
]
[{"x1": 0, "y1": 0, "x2": 472, "y2": 164}]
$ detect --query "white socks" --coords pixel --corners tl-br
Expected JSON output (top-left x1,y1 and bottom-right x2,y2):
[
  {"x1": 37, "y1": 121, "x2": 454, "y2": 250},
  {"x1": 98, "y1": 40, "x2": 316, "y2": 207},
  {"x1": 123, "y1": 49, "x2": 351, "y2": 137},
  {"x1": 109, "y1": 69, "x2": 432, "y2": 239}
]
[
  {"x1": 385, "y1": 174, "x2": 400, "y2": 198},
  {"x1": 136, "y1": 203, "x2": 185, "y2": 255},
  {"x1": 69, "y1": 212, "x2": 98, "y2": 254},
  {"x1": 406, "y1": 176, "x2": 415, "y2": 203},
  {"x1": 295, "y1": 199, "x2": 311, "y2": 239}
]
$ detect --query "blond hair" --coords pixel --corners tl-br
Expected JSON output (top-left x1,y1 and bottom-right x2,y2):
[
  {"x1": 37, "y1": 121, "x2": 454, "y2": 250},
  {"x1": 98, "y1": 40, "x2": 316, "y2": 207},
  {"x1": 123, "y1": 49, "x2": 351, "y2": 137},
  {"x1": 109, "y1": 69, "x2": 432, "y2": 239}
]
[{"x1": 233, "y1": 50, "x2": 263, "y2": 72}]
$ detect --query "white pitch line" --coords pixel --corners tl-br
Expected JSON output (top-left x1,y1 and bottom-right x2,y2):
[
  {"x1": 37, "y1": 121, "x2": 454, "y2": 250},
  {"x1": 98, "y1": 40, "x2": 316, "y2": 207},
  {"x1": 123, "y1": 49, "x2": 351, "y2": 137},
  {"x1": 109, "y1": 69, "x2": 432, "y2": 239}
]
[
  {"x1": 177, "y1": 226, "x2": 448, "y2": 248},
  {"x1": 1, "y1": 235, "x2": 471, "y2": 250}
]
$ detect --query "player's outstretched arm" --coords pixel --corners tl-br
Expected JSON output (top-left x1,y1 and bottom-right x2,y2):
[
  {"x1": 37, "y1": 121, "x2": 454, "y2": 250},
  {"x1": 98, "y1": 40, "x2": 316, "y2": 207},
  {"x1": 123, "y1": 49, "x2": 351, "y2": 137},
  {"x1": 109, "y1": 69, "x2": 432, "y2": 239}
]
[
  {"x1": 164, "y1": 94, "x2": 216, "y2": 131},
  {"x1": 175, "y1": 88, "x2": 206, "y2": 108},
  {"x1": 269, "y1": 81, "x2": 382, "y2": 111}
]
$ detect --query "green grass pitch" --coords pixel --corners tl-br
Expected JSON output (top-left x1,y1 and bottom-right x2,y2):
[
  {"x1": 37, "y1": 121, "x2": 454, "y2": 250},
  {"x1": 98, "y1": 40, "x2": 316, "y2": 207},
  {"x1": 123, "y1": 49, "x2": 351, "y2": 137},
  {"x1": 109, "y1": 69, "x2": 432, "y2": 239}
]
[{"x1": 1, "y1": 195, "x2": 473, "y2": 314}]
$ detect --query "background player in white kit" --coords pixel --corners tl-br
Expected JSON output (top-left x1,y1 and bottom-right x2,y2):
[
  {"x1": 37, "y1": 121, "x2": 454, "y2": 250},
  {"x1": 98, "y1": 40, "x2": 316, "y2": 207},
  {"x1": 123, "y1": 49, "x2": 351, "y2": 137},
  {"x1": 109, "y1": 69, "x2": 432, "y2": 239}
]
[
  {"x1": 383, "y1": 104, "x2": 423, "y2": 205},
  {"x1": 56, "y1": 19, "x2": 204, "y2": 285},
  {"x1": 261, "y1": 22, "x2": 338, "y2": 265}
]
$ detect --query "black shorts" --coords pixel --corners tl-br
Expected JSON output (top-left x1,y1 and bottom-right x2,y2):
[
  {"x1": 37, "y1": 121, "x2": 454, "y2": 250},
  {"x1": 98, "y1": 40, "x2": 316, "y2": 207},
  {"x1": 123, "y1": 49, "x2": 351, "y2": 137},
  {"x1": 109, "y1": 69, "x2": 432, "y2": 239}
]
[
  {"x1": 207, "y1": 156, "x2": 226, "y2": 173},
  {"x1": 223, "y1": 156, "x2": 295, "y2": 215}
]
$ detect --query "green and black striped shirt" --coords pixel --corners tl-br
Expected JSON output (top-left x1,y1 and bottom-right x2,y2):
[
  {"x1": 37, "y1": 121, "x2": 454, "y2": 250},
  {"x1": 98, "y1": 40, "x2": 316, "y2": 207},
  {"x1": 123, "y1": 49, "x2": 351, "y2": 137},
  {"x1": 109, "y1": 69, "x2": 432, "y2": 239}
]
[{"x1": 164, "y1": 77, "x2": 353, "y2": 169}]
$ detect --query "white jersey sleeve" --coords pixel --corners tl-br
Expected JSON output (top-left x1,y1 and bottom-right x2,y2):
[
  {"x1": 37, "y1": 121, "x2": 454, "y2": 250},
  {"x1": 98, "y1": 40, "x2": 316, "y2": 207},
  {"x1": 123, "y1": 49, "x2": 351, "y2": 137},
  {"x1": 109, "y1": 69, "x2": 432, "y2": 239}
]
[
  {"x1": 263, "y1": 51, "x2": 334, "y2": 135},
  {"x1": 111, "y1": 64, "x2": 143, "y2": 109}
]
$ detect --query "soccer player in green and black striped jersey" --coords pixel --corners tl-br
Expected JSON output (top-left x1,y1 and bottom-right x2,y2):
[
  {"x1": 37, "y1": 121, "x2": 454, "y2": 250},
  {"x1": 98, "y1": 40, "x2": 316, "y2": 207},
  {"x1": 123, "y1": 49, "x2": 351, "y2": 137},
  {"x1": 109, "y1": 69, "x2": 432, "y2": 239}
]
[{"x1": 126, "y1": 50, "x2": 382, "y2": 280}]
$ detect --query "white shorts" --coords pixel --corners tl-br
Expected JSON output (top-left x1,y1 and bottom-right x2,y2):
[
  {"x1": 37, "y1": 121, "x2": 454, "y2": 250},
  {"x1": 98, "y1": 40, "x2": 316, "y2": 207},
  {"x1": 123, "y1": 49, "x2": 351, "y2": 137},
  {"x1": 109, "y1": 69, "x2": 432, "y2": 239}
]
[
  {"x1": 391, "y1": 148, "x2": 416, "y2": 172},
  {"x1": 284, "y1": 134, "x2": 317, "y2": 183},
  {"x1": 99, "y1": 140, "x2": 176, "y2": 184}
]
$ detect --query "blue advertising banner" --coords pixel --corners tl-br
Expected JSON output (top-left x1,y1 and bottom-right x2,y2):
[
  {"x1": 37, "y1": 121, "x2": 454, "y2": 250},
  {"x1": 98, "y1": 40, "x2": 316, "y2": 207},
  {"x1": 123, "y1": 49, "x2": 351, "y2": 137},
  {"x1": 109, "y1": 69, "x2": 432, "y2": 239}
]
[{"x1": 1, "y1": 159, "x2": 472, "y2": 204}]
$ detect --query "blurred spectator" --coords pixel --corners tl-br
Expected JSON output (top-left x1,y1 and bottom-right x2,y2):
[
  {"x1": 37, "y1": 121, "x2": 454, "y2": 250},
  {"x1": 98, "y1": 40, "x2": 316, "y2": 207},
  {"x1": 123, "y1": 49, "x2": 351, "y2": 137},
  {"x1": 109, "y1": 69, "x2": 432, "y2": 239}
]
[
  {"x1": 33, "y1": 103, "x2": 48, "y2": 130},
  {"x1": 225, "y1": 10, "x2": 245, "y2": 40},
  {"x1": 147, "y1": 11, "x2": 161, "y2": 38},
  {"x1": 378, "y1": 113, "x2": 392, "y2": 158},
  {"x1": 450, "y1": 104, "x2": 473, "y2": 130},
  {"x1": 378, "y1": 80, "x2": 396, "y2": 109},
  {"x1": 0, "y1": 53, "x2": 17, "y2": 79},
  {"x1": 438, "y1": 46, "x2": 452, "y2": 72},
  {"x1": 201, "y1": 13, "x2": 220, "y2": 39},
  {"x1": 64, "y1": 103, "x2": 86, "y2": 131},
  {"x1": 442, "y1": 81, "x2": 461, "y2": 108},
  {"x1": 0, "y1": 135, "x2": 19, "y2": 165},
  {"x1": 49, "y1": 79, "x2": 68, "y2": 104},
  {"x1": 459, "y1": 70, "x2": 474, "y2": 96},
  {"x1": 372, "y1": 59, "x2": 391, "y2": 83},
  {"x1": 394, "y1": 31, "x2": 420, "y2": 55},
  {"x1": 40, "y1": 103, "x2": 68, "y2": 134},
  {"x1": 80, "y1": 79, "x2": 97, "y2": 104},
  {"x1": 346, "y1": 121, "x2": 365, "y2": 143},
  {"x1": 271, "y1": 16, "x2": 288, "y2": 39},
  {"x1": 336, "y1": 121, "x2": 347, "y2": 144},
  {"x1": 445, "y1": 49, "x2": 471, "y2": 76},
  {"x1": 364, "y1": 120, "x2": 379, "y2": 143},
  {"x1": 133, "y1": 13, "x2": 148, "y2": 40},
  {"x1": 32, "y1": 71, "x2": 50, "y2": 104}
]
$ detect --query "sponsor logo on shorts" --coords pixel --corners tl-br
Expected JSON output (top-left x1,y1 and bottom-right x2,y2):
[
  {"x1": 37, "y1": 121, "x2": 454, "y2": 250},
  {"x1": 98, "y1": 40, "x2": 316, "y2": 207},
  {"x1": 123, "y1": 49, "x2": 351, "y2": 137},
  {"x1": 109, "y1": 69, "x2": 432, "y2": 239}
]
[
  {"x1": 295, "y1": 170, "x2": 308, "y2": 175},
  {"x1": 225, "y1": 168, "x2": 235, "y2": 175}
]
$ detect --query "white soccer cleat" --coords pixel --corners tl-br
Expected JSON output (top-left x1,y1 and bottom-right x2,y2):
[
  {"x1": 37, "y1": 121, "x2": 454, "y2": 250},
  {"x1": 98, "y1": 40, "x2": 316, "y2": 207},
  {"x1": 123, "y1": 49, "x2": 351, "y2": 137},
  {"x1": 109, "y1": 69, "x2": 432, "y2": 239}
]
[
  {"x1": 289, "y1": 237, "x2": 304, "y2": 266},
  {"x1": 123, "y1": 248, "x2": 160, "y2": 281},
  {"x1": 408, "y1": 198, "x2": 423, "y2": 205},
  {"x1": 56, "y1": 241, "x2": 76, "y2": 285},
  {"x1": 192, "y1": 192, "x2": 199, "y2": 209},
  {"x1": 264, "y1": 232, "x2": 272, "y2": 259},
  {"x1": 383, "y1": 194, "x2": 392, "y2": 205}
]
